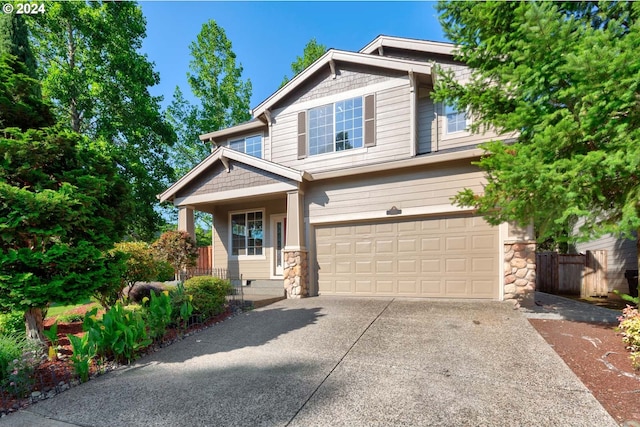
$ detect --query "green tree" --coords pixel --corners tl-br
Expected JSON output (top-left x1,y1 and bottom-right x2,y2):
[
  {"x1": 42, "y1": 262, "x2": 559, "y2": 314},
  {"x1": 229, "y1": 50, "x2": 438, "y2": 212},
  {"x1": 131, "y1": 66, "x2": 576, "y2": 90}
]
[
  {"x1": 152, "y1": 231, "x2": 198, "y2": 281},
  {"x1": 434, "y1": 2, "x2": 640, "y2": 266},
  {"x1": 0, "y1": 127, "x2": 132, "y2": 342},
  {"x1": 0, "y1": 13, "x2": 36, "y2": 77},
  {"x1": 280, "y1": 38, "x2": 326, "y2": 88},
  {"x1": 28, "y1": 1, "x2": 175, "y2": 240},
  {"x1": 164, "y1": 20, "x2": 252, "y2": 235}
]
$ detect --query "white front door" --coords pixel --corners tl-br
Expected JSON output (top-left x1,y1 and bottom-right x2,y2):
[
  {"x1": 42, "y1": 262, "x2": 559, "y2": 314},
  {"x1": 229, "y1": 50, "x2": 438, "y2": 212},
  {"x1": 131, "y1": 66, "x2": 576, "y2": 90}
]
[{"x1": 271, "y1": 215, "x2": 286, "y2": 277}]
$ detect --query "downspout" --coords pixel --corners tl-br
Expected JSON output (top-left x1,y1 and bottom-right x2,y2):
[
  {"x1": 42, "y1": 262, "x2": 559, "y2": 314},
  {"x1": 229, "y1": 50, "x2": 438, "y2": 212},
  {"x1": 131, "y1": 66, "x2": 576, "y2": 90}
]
[
  {"x1": 265, "y1": 109, "x2": 273, "y2": 161},
  {"x1": 431, "y1": 64, "x2": 439, "y2": 152}
]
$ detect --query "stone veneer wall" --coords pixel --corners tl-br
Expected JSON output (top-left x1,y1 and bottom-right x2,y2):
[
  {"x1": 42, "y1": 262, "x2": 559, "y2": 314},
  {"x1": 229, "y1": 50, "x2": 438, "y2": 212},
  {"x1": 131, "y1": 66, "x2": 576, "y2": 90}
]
[
  {"x1": 504, "y1": 241, "x2": 536, "y2": 307},
  {"x1": 284, "y1": 250, "x2": 308, "y2": 298}
]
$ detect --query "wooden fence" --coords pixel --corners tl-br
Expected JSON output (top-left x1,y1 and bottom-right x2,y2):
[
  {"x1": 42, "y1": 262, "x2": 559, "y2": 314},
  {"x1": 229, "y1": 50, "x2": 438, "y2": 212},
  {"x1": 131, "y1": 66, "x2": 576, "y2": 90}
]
[{"x1": 536, "y1": 250, "x2": 608, "y2": 297}]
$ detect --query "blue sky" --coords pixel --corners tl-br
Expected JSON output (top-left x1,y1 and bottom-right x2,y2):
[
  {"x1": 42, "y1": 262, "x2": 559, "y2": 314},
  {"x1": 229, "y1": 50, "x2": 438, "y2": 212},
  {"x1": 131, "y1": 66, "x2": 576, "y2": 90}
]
[{"x1": 139, "y1": 1, "x2": 447, "y2": 111}]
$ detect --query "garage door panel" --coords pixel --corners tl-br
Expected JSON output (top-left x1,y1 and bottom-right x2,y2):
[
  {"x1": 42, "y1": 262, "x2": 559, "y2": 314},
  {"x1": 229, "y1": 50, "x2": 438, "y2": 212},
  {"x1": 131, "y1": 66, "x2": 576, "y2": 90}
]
[{"x1": 316, "y1": 215, "x2": 498, "y2": 298}]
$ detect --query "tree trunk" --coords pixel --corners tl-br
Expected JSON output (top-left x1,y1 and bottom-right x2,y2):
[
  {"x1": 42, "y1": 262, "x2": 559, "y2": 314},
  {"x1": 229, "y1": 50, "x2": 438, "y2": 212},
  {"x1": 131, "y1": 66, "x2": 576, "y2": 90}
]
[{"x1": 24, "y1": 307, "x2": 45, "y2": 344}]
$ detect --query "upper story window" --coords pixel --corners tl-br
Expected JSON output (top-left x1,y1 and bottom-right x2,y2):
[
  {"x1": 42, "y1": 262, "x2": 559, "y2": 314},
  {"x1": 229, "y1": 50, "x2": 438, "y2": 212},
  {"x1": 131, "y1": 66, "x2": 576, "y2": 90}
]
[
  {"x1": 308, "y1": 97, "x2": 363, "y2": 156},
  {"x1": 229, "y1": 134, "x2": 262, "y2": 158},
  {"x1": 445, "y1": 103, "x2": 468, "y2": 134},
  {"x1": 231, "y1": 210, "x2": 263, "y2": 256}
]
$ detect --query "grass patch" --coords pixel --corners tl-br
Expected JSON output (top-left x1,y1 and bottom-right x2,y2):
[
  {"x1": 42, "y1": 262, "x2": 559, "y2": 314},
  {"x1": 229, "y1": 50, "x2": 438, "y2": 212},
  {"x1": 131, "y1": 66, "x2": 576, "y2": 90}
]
[{"x1": 46, "y1": 298, "x2": 97, "y2": 320}]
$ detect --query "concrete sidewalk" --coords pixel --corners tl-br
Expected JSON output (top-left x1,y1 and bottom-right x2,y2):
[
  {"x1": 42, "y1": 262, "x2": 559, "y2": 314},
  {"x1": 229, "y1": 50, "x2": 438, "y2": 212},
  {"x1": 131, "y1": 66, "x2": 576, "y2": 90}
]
[{"x1": 0, "y1": 297, "x2": 617, "y2": 426}]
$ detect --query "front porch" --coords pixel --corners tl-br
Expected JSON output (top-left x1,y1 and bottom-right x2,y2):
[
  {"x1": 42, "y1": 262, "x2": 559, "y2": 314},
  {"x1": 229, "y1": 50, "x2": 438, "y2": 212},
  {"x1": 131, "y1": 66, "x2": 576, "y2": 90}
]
[{"x1": 159, "y1": 148, "x2": 311, "y2": 299}]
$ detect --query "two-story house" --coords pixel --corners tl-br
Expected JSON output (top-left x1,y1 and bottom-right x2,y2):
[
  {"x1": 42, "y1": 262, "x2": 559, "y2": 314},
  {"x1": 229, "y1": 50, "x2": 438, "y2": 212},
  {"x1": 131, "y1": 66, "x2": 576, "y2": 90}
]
[{"x1": 159, "y1": 35, "x2": 536, "y2": 304}]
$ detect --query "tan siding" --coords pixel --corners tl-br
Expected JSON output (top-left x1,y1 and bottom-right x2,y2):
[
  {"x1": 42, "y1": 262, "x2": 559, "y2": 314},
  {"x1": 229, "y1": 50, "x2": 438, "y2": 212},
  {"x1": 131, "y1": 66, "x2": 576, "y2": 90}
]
[
  {"x1": 212, "y1": 198, "x2": 287, "y2": 279},
  {"x1": 575, "y1": 234, "x2": 638, "y2": 293},
  {"x1": 306, "y1": 161, "x2": 485, "y2": 218},
  {"x1": 290, "y1": 66, "x2": 402, "y2": 106},
  {"x1": 177, "y1": 161, "x2": 292, "y2": 199},
  {"x1": 271, "y1": 84, "x2": 412, "y2": 173}
]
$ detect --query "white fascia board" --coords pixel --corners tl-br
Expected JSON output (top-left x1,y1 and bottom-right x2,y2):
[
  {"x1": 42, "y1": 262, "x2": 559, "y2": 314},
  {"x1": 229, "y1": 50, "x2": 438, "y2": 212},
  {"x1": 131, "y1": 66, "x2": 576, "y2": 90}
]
[
  {"x1": 252, "y1": 50, "x2": 432, "y2": 118},
  {"x1": 219, "y1": 148, "x2": 308, "y2": 182},
  {"x1": 199, "y1": 119, "x2": 267, "y2": 143},
  {"x1": 360, "y1": 35, "x2": 457, "y2": 57},
  {"x1": 158, "y1": 147, "x2": 307, "y2": 203}
]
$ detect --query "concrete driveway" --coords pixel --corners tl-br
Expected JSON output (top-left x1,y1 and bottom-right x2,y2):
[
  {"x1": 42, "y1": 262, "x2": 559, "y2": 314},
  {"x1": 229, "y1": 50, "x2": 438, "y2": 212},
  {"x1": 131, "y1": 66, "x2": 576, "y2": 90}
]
[{"x1": 0, "y1": 297, "x2": 617, "y2": 426}]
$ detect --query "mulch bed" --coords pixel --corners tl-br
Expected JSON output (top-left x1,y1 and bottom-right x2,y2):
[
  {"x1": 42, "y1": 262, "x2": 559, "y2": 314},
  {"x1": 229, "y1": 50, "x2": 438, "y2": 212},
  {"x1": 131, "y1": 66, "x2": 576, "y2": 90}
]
[
  {"x1": 0, "y1": 304, "x2": 236, "y2": 415},
  {"x1": 530, "y1": 318, "x2": 640, "y2": 425}
]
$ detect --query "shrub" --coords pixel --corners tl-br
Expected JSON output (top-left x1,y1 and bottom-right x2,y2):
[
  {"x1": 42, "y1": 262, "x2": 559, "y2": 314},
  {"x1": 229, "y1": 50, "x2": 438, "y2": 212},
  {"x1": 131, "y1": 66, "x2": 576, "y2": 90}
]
[
  {"x1": 129, "y1": 282, "x2": 166, "y2": 304},
  {"x1": 168, "y1": 283, "x2": 193, "y2": 328},
  {"x1": 0, "y1": 334, "x2": 26, "y2": 383},
  {"x1": 617, "y1": 305, "x2": 640, "y2": 369},
  {"x1": 67, "y1": 334, "x2": 95, "y2": 383},
  {"x1": 83, "y1": 304, "x2": 151, "y2": 364},
  {"x1": 143, "y1": 290, "x2": 172, "y2": 340},
  {"x1": 0, "y1": 311, "x2": 25, "y2": 335},
  {"x1": 155, "y1": 261, "x2": 176, "y2": 282},
  {"x1": 183, "y1": 276, "x2": 232, "y2": 319},
  {"x1": 0, "y1": 334, "x2": 41, "y2": 395},
  {"x1": 152, "y1": 231, "x2": 198, "y2": 280}
]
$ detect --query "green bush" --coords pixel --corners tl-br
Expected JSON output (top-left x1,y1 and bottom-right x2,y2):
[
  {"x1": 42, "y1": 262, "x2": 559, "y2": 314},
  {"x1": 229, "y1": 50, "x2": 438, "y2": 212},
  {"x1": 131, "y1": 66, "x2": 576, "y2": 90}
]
[
  {"x1": 183, "y1": 276, "x2": 231, "y2": 319},
  {"x1": 0, "y1": 311, "x2": 25, "y2": 335},
  {"x1": 143, "y1": 290, "x2": 172, "y2": 340},
  {"x1": 83, "y1": 303, "x2": 151, "y2": 364},
  {"x1": 155, "y1": 261, "x2": 176, "y2": 282},
  {"x1": 0, "y1": 334, "x2": 26, "y2": 382},
  {"x1": 618, "y1": 305, "x2": 640, "y2": 369},
  {"x1": 0, "y1": 334, "x2": 41, "y2": 396}
]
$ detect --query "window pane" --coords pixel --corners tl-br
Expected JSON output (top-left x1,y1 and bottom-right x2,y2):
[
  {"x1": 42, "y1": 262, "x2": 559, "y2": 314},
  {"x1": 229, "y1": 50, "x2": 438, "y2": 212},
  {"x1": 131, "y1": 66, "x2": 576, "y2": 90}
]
[
  {"x1": 229, "y1": 139, "x2": 244, "y2": 153},
  {"x1": 231, "y1": 214, "x2": 246, "y2": 256},
  {"x1": 334, "y1": 97, "x2": 363, "y2": 152},
  {"x1": 308, "y1": 104, "x2": 333, "y2": 156},
  {"x1": 245, "y1": 135, "x2": 262, "y2": 158}
]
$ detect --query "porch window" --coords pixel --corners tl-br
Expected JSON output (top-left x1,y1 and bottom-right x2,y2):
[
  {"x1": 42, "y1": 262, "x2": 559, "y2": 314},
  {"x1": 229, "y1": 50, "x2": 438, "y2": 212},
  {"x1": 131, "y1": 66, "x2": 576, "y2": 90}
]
[
  {"x1": 308, "y1": 97, "x2": 363, "y2": 156},
  {"x1": 445, "y1": 103, "x2": 468, "y2": 134},
  {"x1": 231, "y1": 211, "x2": 263, "y2": 256},
  {"x1": 228, "y1": 134, "x2": 262, "y2": 158}
]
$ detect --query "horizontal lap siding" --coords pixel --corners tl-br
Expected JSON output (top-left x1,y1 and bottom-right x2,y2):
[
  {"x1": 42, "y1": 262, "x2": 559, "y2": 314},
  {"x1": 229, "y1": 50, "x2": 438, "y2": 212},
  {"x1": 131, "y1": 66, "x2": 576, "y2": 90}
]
[
  {"x1": 213, "y1": 199, "x2": 286, "y2": 279},
  {"x1": 306, "y1": 161, "x2": 486, "y2": 219},
  {"x1": 575, "y1": 233, "x2": 638, "y2": 293},
  {"x1": 270, "y1": 83, "x2": 412, "y2": 172}
]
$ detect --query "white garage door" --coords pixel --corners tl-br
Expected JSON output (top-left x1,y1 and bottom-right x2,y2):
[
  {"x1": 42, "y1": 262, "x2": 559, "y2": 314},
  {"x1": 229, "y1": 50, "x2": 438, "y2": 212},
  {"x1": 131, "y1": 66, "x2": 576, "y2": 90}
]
[{"x1": 315, "y1": 215, "x2": 499, "y2": 298}]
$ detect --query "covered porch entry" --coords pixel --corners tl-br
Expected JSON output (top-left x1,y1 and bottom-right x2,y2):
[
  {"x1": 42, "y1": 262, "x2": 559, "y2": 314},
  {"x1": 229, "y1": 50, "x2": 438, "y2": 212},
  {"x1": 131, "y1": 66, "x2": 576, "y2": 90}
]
[{"x1": 158, "y1": 147, "x2": 310, "y2": 298}]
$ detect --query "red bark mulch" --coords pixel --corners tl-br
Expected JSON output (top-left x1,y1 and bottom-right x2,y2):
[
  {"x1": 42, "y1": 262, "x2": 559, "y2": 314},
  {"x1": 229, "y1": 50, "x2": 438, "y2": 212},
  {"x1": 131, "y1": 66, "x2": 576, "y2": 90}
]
[
  {"x1": 0, "y1": 304, "x2": 235, "y2": 415},
  {"x1": 530, "y1": 318, "x2": 640, "y2": 425}
]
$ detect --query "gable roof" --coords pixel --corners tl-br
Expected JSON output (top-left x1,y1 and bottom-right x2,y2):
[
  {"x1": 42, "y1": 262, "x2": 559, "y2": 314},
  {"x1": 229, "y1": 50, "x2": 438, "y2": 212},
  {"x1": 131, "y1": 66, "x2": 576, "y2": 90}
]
[
  {"x1": 359, "y1": 35, "x2": 456, "y2": 56},
  {"x1": 158, "y1": 147, "x2": 309, "y2": 203},
  {"x1": 251, "y1": 48, "x2": 433, "y2": 118}
]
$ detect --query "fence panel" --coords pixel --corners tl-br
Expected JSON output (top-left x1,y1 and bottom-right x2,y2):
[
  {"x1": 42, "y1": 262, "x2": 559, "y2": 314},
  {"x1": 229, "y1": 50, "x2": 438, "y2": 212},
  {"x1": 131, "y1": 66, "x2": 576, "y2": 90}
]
[
  {"x1": 583, "y1": 250, "x2": 608, "y2": 297},
  {"x1": 557, "y1": 254, "x2": 584, "y2": 295}
]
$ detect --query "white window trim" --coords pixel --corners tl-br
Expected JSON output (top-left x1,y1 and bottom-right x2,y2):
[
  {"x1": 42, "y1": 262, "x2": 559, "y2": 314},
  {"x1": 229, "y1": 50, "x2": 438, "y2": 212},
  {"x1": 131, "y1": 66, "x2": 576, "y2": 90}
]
[
  {"x1": 308, "y1": 97, "x2": 365, "y2": 157},
  {"x1": 228, "y1": 209, "x2": 266, "y2": 260},
  {"x1": 227, "y1": 133, "x2": 264, "y2": 159}
]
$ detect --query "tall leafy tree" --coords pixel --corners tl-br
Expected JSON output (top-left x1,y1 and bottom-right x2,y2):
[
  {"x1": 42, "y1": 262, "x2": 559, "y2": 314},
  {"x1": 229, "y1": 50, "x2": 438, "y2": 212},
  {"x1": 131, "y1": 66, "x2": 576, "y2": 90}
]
[
  {"x1": 280, "y1": 38, "x2": 326, "y2": 88},
  {"x1": 28, "y1": 1, "x2": 175, "y2": 240},
  {"x1": 434, "y1": 2, "x2": 640, "y2": 264},
  {"x1": 164, "y1": 20, "x2": 252, "y2": 235}
]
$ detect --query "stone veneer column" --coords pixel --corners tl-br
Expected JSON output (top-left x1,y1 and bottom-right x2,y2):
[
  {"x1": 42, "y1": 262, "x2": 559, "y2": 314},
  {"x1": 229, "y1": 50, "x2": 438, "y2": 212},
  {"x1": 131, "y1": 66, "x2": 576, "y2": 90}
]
[
  {"x1": 283, "y1": 250, "x2": 308, "y2": 298},
  {"x1": 503, "y1": 241, "x2": 536, "y2": 308}
]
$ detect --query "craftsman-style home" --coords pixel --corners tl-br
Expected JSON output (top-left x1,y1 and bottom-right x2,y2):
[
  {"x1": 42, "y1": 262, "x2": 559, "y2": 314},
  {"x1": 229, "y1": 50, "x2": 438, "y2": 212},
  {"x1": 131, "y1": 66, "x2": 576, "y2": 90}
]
[{"x1": 159, "y1": 35, "x2": 536, "y2": 303}]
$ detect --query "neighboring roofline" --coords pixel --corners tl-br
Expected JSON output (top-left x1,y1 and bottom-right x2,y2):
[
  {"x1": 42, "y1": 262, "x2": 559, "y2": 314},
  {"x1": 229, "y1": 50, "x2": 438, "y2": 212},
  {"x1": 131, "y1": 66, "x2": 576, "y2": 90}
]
[
  {"x1": 252, "y1": 49, "x2": 432, "y2": 118},
  {"x1": 199, "y1": 118, "x2": 267, "y2": 143},
  {"x1": 157, "y1": 147, "x2": 309, "y2": 203},
  {"x1": 359, "y1": 35, "x2": 456, "y2": 56}
]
